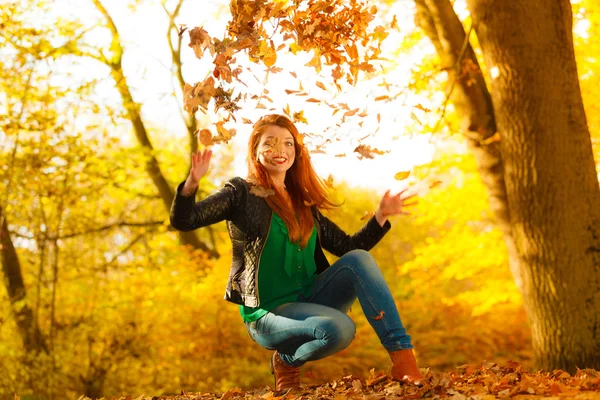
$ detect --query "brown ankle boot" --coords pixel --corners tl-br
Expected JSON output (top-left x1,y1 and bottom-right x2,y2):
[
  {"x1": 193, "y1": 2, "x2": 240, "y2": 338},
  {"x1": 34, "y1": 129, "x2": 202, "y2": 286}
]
[
  {"x1": 389, "y1": 349, "x2": 425, "y2": 384},
  {"x1": 269, "y1": 351, "x2": 301, "y2": 391}
]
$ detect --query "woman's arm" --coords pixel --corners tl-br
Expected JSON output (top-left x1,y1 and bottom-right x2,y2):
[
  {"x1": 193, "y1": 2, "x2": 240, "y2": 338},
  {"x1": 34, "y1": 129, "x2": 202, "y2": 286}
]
[
  {"x1": 169, "y1": 149, "x2": 245, "y2": 231},
  {"x1": 170, "y1": 178, "x2": 245, "y2": 231},
  {"x1": 316, "y1": 209, "x2": 391, "y2": 257}
]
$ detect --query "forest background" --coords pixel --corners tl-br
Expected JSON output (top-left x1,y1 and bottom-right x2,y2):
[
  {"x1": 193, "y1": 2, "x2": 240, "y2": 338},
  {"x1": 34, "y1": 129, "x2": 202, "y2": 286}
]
[{"x1": 1, "y1": 0, "x2": 598, "y2": 399}]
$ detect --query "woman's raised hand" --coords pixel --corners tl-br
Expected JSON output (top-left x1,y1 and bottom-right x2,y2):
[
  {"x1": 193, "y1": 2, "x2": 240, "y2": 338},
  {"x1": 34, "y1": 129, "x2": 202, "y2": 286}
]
[
  {"x1": 190, "y1": 149, "x2": 212, "y2": 183},
  {"x1": 182, "y1": 149, "x2": 212, "y2": 196}
]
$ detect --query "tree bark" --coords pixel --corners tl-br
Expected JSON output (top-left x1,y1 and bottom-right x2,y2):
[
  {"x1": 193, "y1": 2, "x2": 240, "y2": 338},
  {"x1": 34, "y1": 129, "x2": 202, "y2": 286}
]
[
  {"x1": 0, "y1": 206, "x2": 47, "y2": 353},
  {"x1": 92, "y1": 0, "x2": 217, "y2": 257},
  {"x1": 414, "y1": 0, "x2": 522, "y2": 291},
  {"x1": 466, "y1": 0, "x2": 600, "y2": 372}
]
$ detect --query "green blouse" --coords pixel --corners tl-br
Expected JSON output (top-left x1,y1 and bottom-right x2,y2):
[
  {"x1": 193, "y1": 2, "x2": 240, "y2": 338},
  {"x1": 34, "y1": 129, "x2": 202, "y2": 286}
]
[{"x1": 239, "y1": 212, "x2": 318, "y2": 322}]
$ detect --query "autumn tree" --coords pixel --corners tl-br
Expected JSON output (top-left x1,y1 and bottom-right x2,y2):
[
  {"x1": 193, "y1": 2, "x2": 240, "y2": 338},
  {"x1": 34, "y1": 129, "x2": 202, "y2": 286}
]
[{"x1": 73, "y1": 0, "x2": 223, "y2": 257}]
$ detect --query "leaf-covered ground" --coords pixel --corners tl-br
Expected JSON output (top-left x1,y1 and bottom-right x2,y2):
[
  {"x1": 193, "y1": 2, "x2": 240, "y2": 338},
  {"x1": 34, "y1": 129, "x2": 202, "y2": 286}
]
[{"x1": 72, "y1": 362, "x2": 600, "y2": 400}]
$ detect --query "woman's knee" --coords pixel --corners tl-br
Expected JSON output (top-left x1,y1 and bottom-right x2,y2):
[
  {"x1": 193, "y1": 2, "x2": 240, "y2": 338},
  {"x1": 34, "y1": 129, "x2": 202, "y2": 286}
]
[
  {"x1": 318, "y1": 314, "x2": 356, "y2": 350},
  {"x1": 343, "y1": 249, "x2": 377, "y2": 271}
]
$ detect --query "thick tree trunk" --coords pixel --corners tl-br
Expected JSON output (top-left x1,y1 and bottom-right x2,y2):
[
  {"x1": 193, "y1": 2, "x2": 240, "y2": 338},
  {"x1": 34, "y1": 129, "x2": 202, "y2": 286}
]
[
  {"x1": 466, "y1": 0, "x2": 600, "y2": 372},
  {"x1": 414, "y1": 0, "x2": 522, "y2": 291},
  {"x1": 0, "y1": 207, "x2": 47, "y2": 353}
]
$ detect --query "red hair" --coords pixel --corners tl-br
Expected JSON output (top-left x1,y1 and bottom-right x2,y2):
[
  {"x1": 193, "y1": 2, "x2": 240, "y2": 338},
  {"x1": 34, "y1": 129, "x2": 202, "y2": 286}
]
[{"x1": 247, "y1": 114, "x2": 339, "y2": 248}]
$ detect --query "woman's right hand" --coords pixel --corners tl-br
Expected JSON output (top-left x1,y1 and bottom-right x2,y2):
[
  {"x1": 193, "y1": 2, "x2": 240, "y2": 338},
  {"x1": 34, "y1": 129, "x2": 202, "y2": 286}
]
[{"x1": 182, "y1": 149, "x2": 212, "y2": 195}]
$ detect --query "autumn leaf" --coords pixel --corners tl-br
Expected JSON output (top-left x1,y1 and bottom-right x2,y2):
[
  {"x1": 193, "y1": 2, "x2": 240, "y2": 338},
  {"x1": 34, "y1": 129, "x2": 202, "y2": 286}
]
[
  {"x1": 315, "y1": 81, "x2": 327, "y2": 90},
  {"x1": 306, "y1": 98, "x2": 321, "y2": 103},
  {"x1": 371, "y1": 25, "x2": 389, "y2": 42},
  {"x1": 214, "y1": 121, "x2": 236, "y2": 142},
  {"x1": 259, "y1": 40, "x2": 277, "y2": 67},
  {"x1": 197, "y1": 129, "x2": 213, "y2": 146},
  {"x1": 183, "y1": 77, "x2": 216, "y2": 114},
  {"x1": 394, "y1": 171, "x2": 410, "y2": 180},
  {"x1": 188, "y1": 27, "x2": 212, "y2": 58},
  {"x1": 414, "y1": 103, "x2": 431, "y2": 112},
  {"x1": 375, "y1": 95, "x2": 390, "y2": 101},
  {"x1": 305, "y1": 53, "x2": 322, "y2": 72},
  {"x1": 354, "y1": 144, "x2": 388, "y2": 159},
  {"x1": 242, "y1": 117, "x2": 253, "y2": 124},
  {"x1": 430, "y1": 180, "x2": 443, "y2": 189},
  {"x1": 344, "y1": 108, "x2": 359, "y2": 117},
  {"x1": 249, "y1": 184, "x2": 275, "y2": 198},
  {"x1": 324, "y1": 174, "x2": 334, "y2": 188},
  {"x1": 410, "y1": 111, "x2": 422, "y2": 125},
  {"x1": 293, "y1": 110, "x2": 308, "y2": 124}
]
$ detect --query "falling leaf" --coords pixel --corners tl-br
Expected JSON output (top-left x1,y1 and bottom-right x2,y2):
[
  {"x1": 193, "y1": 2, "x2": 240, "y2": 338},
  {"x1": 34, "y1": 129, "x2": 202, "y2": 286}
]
[
  {"x1": 242, "y1": 117, "x2": 253, "y2": 124},
  {"x1": 344, "y1": 108, "x2": 359, "y2": 117},
  {"x1": 414, "y1": 103, "x2": 431, "y2": 112},
  {"x1": 370, "y1": 310, "x2": 385, "y2": 320},
  {"x1": 197, "y1": 129, "x2": 213, "y2": 146},
  {"x1": 306, "y1": 98, "x2": 321, "y2": 103},
  {"x1": 285, "y1": 89, "x2": 300, "y2": 94},
  {"x1": 377, "y1": 113, "x2": 381, "y2": 123},
  {"x1": 354, "y1": 144, "x2": 388, "y2": 159},
  {"x1": 429, "y1": 180, "x2": 443, "y2": 189},
  {"x1": 188, "y1": 27, "x2": 212, "y2": 58},
  {"x1": 293, "y1": 110, "x2": 308, "y2": 124},
  {"x1": 394, "y1": 171, "x2": 410, "y2": 180},
  {"x1": 215, "y1": 121, "x2": 236, "y2": 142},
  {"x1": 256, "y1": 103, "x2": 267, "y2": 109},
  {"x1": 316, "y1": 81, "x2": 327, "y2": 90},
  {"x1": 325, "y1": 174, "x2": 334, "y2": 188},
  {"x1": 410, "y1": 111, "x2": 422, "y2": 125},
  {"x1": 374, "y1": 95, "x2": 390, "y2": 101},
  {"x1": 289, "y1": 71, "x2": 297, "y2": 78},
  {"x1": 391, "y1": 15, "x2": 398, "y2": 30},
  {"x1": 335, "y1": 153, "x2": 346, "y2": 157}
]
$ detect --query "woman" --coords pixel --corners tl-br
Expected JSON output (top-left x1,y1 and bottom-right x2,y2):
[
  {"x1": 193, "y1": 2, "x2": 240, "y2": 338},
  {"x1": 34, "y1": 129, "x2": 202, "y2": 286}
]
[{"x1": 170, "y1": 114, "x2": 424, "y2": 392}]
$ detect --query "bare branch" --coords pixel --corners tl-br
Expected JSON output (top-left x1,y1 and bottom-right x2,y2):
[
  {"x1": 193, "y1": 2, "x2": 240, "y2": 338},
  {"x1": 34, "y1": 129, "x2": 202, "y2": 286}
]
[{"x1": 9, "y1": 220, "x2": 166, "y2": 241}]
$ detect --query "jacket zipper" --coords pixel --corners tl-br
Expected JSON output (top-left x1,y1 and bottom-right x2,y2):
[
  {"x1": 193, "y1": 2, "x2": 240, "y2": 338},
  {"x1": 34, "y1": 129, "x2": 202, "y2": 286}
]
[{"x1": 255, "y1": 209, "x2": 273, "y2": 306}]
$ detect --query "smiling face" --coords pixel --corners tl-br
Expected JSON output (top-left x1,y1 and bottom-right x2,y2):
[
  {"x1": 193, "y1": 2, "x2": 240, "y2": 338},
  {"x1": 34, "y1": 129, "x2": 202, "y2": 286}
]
[{"x1": 256, "y1": 125, "x2": 296, "y2": 179}]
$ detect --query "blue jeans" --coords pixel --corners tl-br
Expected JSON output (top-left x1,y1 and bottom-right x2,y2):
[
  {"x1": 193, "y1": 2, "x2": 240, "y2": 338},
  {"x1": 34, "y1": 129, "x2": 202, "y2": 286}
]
[{"x1": 244, "y1": 249, "x2": 413, "y2": 367}]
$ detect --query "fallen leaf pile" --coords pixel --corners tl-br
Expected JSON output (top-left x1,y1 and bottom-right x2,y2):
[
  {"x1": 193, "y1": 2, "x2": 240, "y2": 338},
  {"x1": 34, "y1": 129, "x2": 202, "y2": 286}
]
[{"x1": 67, "y1": 361, "x2": 599, "y2": 400}]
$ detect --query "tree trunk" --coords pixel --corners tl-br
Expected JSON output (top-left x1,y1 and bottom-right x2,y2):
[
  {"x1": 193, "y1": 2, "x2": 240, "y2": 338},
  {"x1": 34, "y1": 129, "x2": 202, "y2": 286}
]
[
  {"x1": 0, "y1": 207, "x2": 47, "y2": 353},
  {"x1": 466, "y1": 0, "x2": 600, "y2": 372},
  {"x1": 414, "y1": 0, "x2": 523, "y2": 291}
]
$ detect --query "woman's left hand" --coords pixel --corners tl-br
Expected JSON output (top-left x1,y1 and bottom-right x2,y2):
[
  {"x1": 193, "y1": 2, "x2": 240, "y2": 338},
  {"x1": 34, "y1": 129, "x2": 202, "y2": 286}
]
[{"x1": 375, "y1": 188, "x2": 418, "y2": 224}]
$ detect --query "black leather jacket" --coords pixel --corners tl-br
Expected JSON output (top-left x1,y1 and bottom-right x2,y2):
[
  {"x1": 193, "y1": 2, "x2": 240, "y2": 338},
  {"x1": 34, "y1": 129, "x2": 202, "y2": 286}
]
[{"x1": 170, "y1": 177, "x2": 391, "y2": 307}]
